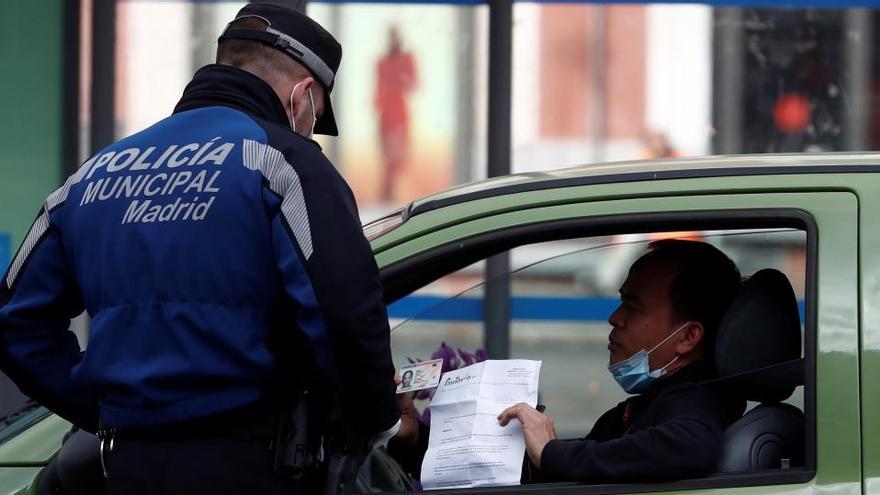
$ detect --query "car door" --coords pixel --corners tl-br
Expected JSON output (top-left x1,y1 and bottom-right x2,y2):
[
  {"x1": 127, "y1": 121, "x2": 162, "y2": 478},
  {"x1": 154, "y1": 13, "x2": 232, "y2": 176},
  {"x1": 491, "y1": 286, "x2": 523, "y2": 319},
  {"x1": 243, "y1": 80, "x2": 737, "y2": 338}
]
[
  {"x1": 856, "y1": 176, "x2": 880, "y2": 495},
  {"x1": 375, "y1": 185, "x2": 859, "y2": 495}
]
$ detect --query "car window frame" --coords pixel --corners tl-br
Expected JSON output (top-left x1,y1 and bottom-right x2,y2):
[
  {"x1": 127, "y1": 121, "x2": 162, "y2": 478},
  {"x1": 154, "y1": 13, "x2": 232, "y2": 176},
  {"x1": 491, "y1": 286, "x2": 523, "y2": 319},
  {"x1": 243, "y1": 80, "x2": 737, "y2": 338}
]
[{"x1": 378, "y1": 208, "x2": 818, "y2": 493}]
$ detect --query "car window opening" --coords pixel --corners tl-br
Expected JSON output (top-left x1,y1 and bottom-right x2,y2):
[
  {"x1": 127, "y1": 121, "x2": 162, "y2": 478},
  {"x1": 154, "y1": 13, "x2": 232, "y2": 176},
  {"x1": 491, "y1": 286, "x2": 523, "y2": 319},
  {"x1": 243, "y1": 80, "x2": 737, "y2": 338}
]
[{"x1": 386, "y1": 221, "x2": 813, "y2": 492}]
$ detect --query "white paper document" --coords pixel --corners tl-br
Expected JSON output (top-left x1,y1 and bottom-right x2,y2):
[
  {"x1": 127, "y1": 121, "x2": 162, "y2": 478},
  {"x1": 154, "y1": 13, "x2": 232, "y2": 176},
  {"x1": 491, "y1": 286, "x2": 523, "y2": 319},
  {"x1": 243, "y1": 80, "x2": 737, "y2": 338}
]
[{"x1": 420, "y1": 359, "x2": 542, "y2": 490}]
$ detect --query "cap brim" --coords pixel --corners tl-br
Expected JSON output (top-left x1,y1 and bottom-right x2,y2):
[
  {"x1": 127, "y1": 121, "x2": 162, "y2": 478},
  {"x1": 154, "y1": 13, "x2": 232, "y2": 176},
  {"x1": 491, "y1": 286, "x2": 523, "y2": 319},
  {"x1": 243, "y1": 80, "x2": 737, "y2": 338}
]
[{"x1": 314, "y1": 93, "x2": 338, "y2": 136}]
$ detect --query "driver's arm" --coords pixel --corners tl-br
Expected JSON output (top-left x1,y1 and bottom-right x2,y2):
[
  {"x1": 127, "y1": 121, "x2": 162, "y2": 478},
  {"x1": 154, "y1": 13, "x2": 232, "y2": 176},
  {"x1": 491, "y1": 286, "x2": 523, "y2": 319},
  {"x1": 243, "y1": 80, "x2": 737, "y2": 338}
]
[{"x1": 540, "y1": 384, "x2": 726, "y2": 483}]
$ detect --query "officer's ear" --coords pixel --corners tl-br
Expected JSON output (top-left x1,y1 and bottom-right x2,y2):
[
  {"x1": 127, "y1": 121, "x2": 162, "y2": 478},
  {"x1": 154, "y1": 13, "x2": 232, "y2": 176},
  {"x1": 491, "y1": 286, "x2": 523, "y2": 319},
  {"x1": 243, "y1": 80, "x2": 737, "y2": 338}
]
[
  {"x1": 291, "y1": 77, "x2": 315, "y2": 110},
  {"x1": 674, "y1": 322, "x2": 704, "y2": 356}
]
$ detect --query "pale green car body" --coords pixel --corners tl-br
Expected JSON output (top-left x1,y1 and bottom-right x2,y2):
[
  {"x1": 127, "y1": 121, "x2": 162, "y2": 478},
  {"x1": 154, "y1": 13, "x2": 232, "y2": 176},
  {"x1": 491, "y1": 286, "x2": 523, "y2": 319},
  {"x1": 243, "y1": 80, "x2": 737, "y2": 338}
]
[{"x1": 1, "y1": 153, "x2": 877, "y2": 494}]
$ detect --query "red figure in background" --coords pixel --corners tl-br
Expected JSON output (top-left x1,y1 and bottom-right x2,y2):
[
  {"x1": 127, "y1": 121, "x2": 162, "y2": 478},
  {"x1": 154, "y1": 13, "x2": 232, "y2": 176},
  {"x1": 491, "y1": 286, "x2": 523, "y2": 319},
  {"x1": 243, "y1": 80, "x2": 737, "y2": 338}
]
[{"x1": 375, "y1": 26, "x2": 417, "y2": 202}]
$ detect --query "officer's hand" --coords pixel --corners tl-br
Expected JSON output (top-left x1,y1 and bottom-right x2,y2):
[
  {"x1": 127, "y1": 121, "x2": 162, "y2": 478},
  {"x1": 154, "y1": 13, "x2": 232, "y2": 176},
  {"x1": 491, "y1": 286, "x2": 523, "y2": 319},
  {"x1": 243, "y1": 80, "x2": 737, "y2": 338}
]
[
  {"x1": 497, "y1": 403, "x2": 557, "y2": 469},
  {"x1": 393, "y1": 373, "x2": 420, "y2": 446}
]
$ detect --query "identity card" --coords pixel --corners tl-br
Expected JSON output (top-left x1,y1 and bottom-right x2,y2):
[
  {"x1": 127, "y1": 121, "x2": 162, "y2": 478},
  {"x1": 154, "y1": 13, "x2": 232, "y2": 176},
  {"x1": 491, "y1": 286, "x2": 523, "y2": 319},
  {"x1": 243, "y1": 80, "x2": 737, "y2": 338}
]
[{"x1": 397, "y1": 359, "x2": 443, "y2": 393}]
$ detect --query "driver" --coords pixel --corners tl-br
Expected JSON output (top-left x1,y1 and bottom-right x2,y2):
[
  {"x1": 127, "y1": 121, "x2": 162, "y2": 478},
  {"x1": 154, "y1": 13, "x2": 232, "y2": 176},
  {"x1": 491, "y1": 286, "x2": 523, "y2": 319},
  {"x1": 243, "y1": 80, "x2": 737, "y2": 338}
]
[{"x1": 497, "y1": 239, "x2": 745, "y2": 482}]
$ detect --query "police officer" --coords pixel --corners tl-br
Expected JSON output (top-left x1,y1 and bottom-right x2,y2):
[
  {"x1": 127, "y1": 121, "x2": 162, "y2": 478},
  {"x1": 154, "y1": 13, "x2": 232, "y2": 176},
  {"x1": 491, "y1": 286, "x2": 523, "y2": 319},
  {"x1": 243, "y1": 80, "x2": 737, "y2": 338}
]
[{"x1": 0, "y1": 4, "x2": 402, "y2": 493}]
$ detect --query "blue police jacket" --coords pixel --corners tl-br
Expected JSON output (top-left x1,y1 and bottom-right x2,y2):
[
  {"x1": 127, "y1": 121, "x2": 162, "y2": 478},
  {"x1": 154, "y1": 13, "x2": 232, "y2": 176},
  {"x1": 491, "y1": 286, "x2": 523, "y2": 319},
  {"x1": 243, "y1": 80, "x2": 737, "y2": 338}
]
[{"x1": 0, "y1": 65, "x2": 400, "y2": 434}]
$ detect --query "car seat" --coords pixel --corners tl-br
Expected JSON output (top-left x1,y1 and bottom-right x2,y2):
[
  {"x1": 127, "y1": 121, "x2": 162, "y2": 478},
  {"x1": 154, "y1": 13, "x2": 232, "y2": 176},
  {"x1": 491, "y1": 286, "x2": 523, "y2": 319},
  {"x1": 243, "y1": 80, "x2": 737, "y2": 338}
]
[{"x1": 712, "y1": 269, "x2": 804, "y2": 473}]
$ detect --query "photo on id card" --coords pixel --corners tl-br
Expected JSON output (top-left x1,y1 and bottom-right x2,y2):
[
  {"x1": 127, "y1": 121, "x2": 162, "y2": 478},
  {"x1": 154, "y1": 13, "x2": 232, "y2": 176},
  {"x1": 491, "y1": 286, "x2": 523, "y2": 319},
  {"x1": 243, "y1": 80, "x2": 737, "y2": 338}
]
[{"x1": 397, "y1": 359, "x2": 443, "y2": 393}]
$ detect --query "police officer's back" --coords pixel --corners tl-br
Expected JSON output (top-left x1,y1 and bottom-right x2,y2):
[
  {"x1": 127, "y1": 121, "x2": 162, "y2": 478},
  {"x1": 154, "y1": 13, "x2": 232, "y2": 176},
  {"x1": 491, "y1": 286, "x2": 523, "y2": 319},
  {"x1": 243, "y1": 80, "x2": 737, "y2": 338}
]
[{"x1": 0, "y1": 4, "x2": 401, "y2": 493}]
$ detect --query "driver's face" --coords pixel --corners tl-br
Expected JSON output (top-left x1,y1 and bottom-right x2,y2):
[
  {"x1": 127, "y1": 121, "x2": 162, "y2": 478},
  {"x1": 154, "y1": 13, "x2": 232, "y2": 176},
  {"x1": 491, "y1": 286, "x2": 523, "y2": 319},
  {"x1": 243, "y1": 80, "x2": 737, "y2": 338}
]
[{"x1": 607, "y1": 258, "x2": 679, "y2": 369}]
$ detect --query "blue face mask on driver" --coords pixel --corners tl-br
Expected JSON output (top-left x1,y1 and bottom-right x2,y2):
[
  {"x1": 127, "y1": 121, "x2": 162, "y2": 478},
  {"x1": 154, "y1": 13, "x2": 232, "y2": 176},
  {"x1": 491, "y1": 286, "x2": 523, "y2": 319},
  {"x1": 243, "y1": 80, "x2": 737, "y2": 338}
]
[{"x1": 607, "y1": 321, "x2": 690, "y2": 394}]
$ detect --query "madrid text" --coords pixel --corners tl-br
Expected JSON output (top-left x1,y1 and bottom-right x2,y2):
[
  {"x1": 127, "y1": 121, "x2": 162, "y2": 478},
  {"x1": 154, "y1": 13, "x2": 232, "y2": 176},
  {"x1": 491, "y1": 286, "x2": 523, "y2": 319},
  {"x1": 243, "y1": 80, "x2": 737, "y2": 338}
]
[{"x1": 78, "y1": 138, "x2": 233, "y2": 225}]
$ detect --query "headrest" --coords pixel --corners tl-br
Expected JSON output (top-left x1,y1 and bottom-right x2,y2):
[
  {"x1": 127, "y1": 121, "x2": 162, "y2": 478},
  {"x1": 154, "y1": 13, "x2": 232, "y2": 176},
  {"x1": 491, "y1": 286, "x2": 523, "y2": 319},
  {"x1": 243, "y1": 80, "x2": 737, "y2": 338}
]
[{"x1": 714, "y1": 269, "x2": 802, "y2": 402}]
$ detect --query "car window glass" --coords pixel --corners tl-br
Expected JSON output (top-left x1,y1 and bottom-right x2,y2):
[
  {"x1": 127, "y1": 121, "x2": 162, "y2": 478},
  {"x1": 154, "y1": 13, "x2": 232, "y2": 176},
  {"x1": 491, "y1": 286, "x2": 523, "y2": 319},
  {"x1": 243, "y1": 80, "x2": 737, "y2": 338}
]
[
  {"x1": 389, "y1": 228, "x2": 806, "y2": 441},
  {"x1": 0, "y1": 372, "x2": 30, "y2": 435}
]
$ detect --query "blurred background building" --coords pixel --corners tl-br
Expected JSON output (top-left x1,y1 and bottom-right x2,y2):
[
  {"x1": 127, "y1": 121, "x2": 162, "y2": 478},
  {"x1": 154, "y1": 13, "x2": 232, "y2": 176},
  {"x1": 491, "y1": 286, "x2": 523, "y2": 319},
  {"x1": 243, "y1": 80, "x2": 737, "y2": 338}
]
[
  {"x1": 4, "y1": 0, "x2": 877, "y2": 239},
  {"x1": 0, "y1": 0, "x2": 869, "y2": 423}
]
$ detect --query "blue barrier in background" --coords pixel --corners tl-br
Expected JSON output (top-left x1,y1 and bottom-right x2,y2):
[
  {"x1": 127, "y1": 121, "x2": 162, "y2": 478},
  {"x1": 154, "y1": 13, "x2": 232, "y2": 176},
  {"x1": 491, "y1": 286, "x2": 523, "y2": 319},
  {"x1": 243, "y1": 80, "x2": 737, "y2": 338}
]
[
  {"x1": 0, "y1": 233, "x2": 9, "y2": 275},
  {"x1": 389, "y1": 295, "x2": 808, "y2": 323}
]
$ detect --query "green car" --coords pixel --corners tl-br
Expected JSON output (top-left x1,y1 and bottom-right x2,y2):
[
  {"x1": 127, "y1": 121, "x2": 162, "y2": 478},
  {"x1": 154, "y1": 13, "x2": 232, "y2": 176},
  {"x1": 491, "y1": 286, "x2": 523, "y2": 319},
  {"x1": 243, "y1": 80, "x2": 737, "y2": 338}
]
[{"x1": 0, "y1": 153, "x2": 873, "y2": 494}]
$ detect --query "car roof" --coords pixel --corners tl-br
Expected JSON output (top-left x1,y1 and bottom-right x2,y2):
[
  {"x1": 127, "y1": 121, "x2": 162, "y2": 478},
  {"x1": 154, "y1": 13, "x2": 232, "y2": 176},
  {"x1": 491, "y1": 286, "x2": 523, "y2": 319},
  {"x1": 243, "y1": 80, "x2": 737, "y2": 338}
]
[{"x1": 409, "y1": 152, "x2": 880, "y2": 216}]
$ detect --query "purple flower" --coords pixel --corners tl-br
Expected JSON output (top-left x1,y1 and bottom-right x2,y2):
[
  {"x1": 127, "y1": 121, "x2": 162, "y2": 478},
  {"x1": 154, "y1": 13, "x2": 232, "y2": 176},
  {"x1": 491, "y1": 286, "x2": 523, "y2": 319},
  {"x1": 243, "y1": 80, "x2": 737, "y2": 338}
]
[
  {"x1": 475, "y1": 349, "x2": 488, "y2": 363},
  {"x1": 432, "y1": 342, "x2": 460, "y2": 372},
  {"x1": 458, "y1": 348, "x2": 476, "y2": 366},
  {"x1": 414, "y1": 388, "x2": 434, "y2": 401}
]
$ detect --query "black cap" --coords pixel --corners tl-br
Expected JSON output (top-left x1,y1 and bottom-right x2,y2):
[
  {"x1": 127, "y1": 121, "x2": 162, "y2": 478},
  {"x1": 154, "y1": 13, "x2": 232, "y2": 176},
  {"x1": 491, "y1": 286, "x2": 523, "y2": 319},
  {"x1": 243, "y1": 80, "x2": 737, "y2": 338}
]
[{"x1": 219, "y1": 3, "x2": 341, "y2": 136}]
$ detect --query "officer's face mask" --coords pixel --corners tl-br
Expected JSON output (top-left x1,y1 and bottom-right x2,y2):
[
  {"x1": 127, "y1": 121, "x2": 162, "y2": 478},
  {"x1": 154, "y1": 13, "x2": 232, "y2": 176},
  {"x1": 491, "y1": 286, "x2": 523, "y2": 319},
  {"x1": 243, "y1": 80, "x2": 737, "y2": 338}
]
[
  {"x1": 607, "y1": 321, "x2": 690, "y2": 394},
  {"x1": 289, "y1": 81, "x2": 317, "y2": 138}
]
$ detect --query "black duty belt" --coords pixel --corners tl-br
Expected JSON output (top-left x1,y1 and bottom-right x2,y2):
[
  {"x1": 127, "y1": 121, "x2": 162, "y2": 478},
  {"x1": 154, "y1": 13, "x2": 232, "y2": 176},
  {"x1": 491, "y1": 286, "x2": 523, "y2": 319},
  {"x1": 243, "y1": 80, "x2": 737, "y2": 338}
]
[{"x1": 112, "y1": 402, "x2": 280, "y2": 440}]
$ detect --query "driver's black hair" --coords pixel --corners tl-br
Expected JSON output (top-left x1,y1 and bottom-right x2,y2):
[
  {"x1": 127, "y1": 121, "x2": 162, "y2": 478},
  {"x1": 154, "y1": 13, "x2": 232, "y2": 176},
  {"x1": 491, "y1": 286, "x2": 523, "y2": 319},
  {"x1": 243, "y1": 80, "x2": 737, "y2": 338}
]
[{"x1": 633, "y1": 239, "x2": 741, "y2": 366}]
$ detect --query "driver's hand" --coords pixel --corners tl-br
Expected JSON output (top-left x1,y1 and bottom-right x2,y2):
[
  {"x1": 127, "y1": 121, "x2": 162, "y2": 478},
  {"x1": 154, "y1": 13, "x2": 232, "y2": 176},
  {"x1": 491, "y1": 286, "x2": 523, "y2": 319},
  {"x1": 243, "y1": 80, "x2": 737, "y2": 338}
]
[
  {"x1": 498, "y1": 402, "x2": 557, "y2": 469},
  {"x1": 393, "y1": 373, "x2": 421, "y2": 446}
]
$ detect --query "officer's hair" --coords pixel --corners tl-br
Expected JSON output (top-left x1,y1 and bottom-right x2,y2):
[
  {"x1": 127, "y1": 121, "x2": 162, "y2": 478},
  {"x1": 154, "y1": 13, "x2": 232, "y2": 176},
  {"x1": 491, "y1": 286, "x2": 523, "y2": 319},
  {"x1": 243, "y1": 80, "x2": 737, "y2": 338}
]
[
  {"x1": 634, "y1": 239, "x2": 741, "y2": 365},
  {"x1": 216, "y1": 17, "x2": 311, "y2": 84}
]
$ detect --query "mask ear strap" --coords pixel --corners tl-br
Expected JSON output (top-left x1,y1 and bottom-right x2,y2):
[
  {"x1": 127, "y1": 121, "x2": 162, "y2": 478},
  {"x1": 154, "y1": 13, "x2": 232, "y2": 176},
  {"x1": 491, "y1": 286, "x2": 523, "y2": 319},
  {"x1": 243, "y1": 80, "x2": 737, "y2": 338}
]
[
  {"x1": 289, "y1": 81, "x2": 303, "y2": 132},
  {"x1": 647, "y1": 321, "x2": 691, "y2": 354},
  {"x1": 658, "y1": 354, "x2": 680, "y2": 373}
]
